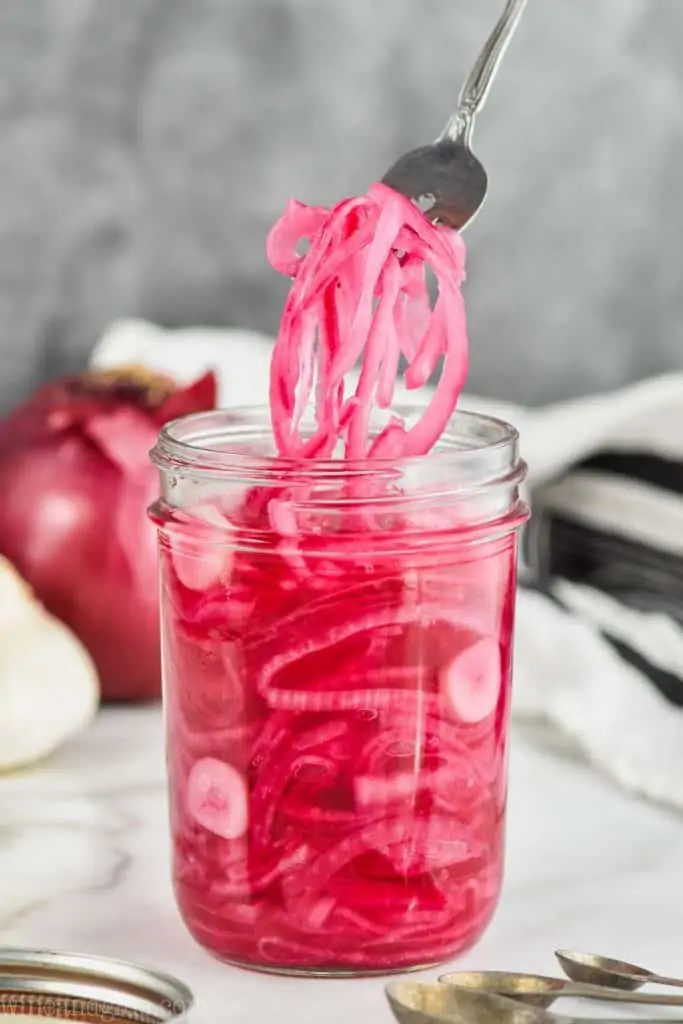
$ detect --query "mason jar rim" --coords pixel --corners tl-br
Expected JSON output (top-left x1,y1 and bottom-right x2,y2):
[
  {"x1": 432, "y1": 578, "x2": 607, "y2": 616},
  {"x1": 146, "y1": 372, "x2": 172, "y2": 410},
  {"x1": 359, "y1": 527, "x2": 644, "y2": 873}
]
[{"x1": 151, "y1": 405, "x2": 524, "y2": 490}]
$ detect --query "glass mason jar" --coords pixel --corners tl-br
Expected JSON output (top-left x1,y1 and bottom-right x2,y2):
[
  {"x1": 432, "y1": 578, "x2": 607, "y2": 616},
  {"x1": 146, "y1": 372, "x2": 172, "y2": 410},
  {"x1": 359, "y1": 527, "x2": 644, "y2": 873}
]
[{"x1": 150, "y1": 406, "x2": 528, "y2": 976}]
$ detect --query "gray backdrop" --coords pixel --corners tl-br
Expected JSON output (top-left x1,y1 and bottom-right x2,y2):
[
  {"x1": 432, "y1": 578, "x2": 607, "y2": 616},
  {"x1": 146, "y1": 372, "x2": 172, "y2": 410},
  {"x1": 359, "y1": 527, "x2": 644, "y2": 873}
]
[{"x1": 1, "y1": 0, "x2": 682, "y2": 411}]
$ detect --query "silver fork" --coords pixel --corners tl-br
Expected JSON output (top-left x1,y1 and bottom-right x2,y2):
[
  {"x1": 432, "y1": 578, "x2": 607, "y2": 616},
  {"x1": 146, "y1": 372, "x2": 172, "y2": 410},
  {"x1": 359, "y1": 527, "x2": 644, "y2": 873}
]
[{"x1": 382, "y1": 0, "x2": 529, "y2": 231}]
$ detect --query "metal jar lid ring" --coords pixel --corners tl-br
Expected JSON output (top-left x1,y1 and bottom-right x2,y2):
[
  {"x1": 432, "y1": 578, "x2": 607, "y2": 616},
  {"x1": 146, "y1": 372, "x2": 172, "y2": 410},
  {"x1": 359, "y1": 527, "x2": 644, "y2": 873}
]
[{"x1": 0, "y1": 949, "x2": 193, "y2": 1022}]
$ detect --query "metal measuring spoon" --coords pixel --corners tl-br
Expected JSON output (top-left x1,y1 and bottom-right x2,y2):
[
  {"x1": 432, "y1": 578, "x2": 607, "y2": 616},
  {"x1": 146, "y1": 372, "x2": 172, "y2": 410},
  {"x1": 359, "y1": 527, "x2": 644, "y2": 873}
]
[
  {"x1": 439, "y1": 970, "x2": 683, "y2": 1008},
  {"x1": 386, "y1": 982, "x2": 683, "y2": 1024},
  {"x1": 382, "y1": 0, "x2": 529, "y2": 231},
  {"x1": 556, "y1": 950, "x2": 683, "y2": 992}
]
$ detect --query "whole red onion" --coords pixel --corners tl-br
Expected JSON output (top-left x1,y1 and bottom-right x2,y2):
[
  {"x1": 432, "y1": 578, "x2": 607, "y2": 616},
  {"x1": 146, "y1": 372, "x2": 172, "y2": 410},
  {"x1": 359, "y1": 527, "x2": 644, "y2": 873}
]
[{"x1": 0, "y1": 366, "x2": 217, "y2": 702}]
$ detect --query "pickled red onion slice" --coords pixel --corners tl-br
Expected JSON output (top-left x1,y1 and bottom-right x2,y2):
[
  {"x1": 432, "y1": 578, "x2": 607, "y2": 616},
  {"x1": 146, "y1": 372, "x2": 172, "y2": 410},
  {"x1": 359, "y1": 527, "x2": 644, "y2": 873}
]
[
  {"x1": 440, "y1": 635, "x2": 502, "y2": 724},
  {"x1": 167, "y1": 504, "x2": 233, "y2": 592},
  {"x1": 267, "y1": 182, "x2": 468, "y2": 460},
  {"x1": 187, "y1": 757, "x2": 248, "y2": 840}
]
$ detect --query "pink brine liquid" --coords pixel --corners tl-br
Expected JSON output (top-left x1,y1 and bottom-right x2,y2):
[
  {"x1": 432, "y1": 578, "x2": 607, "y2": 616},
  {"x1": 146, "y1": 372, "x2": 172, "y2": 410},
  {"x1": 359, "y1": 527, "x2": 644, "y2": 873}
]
[{"x1": 158, "y1": 499, "x2": 518, "y2": 973}]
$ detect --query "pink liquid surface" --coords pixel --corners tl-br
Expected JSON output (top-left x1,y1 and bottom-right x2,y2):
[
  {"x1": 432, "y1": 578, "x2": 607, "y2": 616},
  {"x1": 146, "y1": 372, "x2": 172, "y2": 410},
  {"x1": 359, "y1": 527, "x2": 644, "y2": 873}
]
[{"x1": 159, "y1": 499, "x2": 518, "y2": 974}]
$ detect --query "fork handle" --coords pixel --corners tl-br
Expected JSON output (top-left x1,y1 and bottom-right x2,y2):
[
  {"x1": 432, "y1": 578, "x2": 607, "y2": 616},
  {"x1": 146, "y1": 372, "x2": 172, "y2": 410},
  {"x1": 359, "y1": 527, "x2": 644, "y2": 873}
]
[{"x1": 438, "y1": 0, "x2": 529, "y2": 145}]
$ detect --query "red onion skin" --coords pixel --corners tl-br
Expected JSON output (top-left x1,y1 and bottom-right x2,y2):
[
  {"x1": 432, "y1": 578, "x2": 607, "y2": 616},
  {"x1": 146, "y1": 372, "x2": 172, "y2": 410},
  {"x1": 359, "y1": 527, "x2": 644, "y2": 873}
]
[{"x1": 0, "y1": 370, "x2": 217, "y2": 702}]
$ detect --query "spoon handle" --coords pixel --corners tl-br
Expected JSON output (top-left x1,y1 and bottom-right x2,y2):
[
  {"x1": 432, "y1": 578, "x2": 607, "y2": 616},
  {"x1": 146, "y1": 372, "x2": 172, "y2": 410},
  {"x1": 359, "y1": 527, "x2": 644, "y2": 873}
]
[
  {"x1": 650, "y1": 975, "x2": 683, "y2": 990},
  {"x1": 438, "y1": 0, "x2": 529, "y2": 144},
  {"x1": 556, "y1": 984, "x2": 683, "y2": 1006},
  {"x1": 566, "y1": 1019, "x2": 683, "y2": 1024}
]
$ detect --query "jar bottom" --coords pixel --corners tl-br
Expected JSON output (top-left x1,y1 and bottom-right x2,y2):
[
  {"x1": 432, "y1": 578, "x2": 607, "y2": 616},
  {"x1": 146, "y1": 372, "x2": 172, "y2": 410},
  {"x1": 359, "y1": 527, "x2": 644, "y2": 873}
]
[
  {"x1": 178, "y1": 875, "x2": 500, "y2": 978},
  {"x1": 204, "y1": 950, "x2": 453, "y2": 979},
  {"x1": 184, "y1": 908, "x2": 496, "y2": 978}
]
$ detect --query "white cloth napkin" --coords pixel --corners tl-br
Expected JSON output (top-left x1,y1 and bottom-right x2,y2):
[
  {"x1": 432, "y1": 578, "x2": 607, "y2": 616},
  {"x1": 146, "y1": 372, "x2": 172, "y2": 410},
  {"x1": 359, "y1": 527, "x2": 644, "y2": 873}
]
[{"x1": 92, "y1": 320, "x2": 683, "y2": 812}]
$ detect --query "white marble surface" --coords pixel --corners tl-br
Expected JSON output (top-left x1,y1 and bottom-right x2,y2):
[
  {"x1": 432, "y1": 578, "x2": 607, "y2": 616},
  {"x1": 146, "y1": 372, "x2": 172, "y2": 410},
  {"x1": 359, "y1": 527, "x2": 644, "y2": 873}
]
[{"x1": 1, "y1": 708, "x2": 683, "y2": 1023}]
